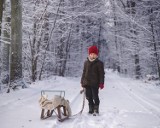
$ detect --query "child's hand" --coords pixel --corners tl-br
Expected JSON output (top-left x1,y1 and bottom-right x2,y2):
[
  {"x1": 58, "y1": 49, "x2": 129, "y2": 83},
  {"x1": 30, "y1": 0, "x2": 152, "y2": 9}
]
[{"x1": 99, "y1": 83, "x2": 104, "y2": 89}]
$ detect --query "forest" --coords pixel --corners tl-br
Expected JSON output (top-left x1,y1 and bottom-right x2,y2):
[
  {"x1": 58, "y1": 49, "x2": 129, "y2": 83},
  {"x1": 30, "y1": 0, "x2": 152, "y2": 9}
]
[{"x1": 0, "y1": 0, "x2": 160, "y2": 92}]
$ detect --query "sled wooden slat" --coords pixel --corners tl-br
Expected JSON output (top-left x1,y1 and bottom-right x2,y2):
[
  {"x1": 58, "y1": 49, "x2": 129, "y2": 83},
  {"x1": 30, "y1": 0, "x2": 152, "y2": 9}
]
[{"x1": 40, "y1": 105, "x2": 69, "y2": 122}]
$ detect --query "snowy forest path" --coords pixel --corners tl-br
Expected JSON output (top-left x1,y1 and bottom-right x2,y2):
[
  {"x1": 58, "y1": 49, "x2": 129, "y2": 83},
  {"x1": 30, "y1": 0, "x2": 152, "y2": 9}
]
[
  {"x1": 52, "y1": 70, "x2": 160, "y2": 128},
  {"x1": 118, "y1": 79, "x2": 160, "y2": 118},
  {"x1": 0, "y1": 70, "x2": 160, "y2": 128}
]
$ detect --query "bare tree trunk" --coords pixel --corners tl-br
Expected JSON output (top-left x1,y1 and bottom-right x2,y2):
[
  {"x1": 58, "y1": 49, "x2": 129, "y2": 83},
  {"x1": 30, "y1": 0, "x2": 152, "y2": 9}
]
[
  {"x1": 0, "y1": 0, "x2": 4, "y2": 88},
  {"x1": 135, "y1": 54, "x2": 141, "y2": 79},
  {"x1": 0, "y1": 0, "x2": 4, "y2": 36},
  {"x1": 150, "y1": 13, "x2": 160, "y2": 79},
  {"x1": 31, "y1": 22, "x2": 37, "y2": 82},
  {"x1": 1, "y1": 0, "x2": 11, "y2": 86},
  {"x1": 2, "y1": 16, "x2": 10, "y2": 84},
  {"x1": 127, "y1": 0, "x2": 141, "y2": 79},
  {"x1": 112, "y1": 0, "x2": 120, "y2": 72},
  {"x1": 10, "y1": 0, "x2": 23, "y2": 88}
]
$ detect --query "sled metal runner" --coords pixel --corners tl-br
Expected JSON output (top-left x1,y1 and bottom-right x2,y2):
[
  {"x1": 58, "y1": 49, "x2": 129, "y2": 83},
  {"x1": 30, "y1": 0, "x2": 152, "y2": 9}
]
[{"x1": 40, "y1": 90, "x2": 69, "y2": 122}]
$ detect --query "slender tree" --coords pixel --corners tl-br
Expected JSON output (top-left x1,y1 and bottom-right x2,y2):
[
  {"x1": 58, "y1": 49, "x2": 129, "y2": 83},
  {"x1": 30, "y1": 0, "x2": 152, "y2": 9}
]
[
  {"x1": 150, "y1": 8, "x2": 160, "y2": 79},
  {"x1": 0, "y1": 0, "x2": 4, "y2": 88},
  {"x1": 10, "y1": 0, "x2": 23, "y2": 88},
  {"x1": 127, "y1": 0, "x2": 141, "y2": 79},
  {"x1": 0, "y1": 0, "x2": 4, "y2": 36},
  {"x1": 1, "y1": 0, "x2": 11, "y2": 85}
]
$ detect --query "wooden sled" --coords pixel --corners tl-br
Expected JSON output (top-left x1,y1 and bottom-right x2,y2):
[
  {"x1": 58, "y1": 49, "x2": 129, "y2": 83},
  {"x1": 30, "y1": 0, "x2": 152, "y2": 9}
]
[
  {"x1": 40, "y1": 90, "x2": 69, "y2": 122},
  {"x1": 40, "y1": 105, "x2": 69, "y2": 122}
]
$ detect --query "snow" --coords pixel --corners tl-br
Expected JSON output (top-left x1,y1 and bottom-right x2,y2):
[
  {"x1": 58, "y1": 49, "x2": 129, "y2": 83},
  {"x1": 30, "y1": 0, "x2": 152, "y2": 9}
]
[{"x1": 0, "y1": 70, "x2": 160, "y2": 128}]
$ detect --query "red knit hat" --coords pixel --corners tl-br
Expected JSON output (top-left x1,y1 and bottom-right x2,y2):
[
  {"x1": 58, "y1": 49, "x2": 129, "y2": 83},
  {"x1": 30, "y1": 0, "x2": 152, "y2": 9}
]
[{"x1": 88, "y1": 45, "x2": 98, "y2": 55}]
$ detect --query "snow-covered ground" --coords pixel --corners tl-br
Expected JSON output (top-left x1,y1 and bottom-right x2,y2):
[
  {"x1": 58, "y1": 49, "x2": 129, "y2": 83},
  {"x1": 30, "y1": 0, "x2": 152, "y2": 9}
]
[{"x1": 0, "y1": 70, "x2": 160, "y2": 128}]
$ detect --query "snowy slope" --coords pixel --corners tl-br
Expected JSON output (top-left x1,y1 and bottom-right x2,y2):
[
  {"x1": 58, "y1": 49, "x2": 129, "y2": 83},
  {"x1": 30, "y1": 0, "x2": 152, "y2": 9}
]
[{"x1": 0, "y1": 70, "x2": 160, "y2": 128}]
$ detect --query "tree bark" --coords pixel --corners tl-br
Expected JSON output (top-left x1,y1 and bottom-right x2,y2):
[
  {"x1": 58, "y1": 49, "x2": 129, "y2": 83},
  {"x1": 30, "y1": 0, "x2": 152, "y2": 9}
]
[
  {"x1": 10, "y1": 0, "x2": 23, "y2": 85},
  {"x1": 135, "y1": 54, "x2": 141, "y2": 79},
  {"x1": 0, "y1": 0, "x2": 4, "y2": 85},
  {"x1": 112, "y1": 0, "x2": 120, "y2": 72},
  {"x1": 0, "y1": 0, "x2": 4, "y2": 36},
  {"x1": 127, "y1": 0, "x2": 141, "y2": 79},
  {"x1": 2, "y1": 16, "x2": 10, "y2": 84},
  {"x1": 150, "y1": 14, "x2": 160, "y2": 79}
]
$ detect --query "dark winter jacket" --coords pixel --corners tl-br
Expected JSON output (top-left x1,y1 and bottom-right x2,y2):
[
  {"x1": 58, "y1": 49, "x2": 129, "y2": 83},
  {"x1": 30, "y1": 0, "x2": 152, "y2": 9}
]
[{"x1": 81, "y1": 58, "x2": 105, "y2": 88}]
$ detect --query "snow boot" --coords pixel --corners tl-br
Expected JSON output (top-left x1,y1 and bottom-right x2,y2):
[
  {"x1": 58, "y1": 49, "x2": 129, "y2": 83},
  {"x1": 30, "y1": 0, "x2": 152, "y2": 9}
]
[
  {"x1": 88, "y1": 105, "x2": 94, "y2": 114},
  {"x1": 93, "y1": 105, "x2": 99, "y2": 116}
]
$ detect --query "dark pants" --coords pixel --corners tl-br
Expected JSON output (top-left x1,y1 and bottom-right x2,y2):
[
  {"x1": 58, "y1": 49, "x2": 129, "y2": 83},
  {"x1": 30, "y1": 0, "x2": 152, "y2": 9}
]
[{"x1": 85, "y1": 86, "x2": 100, "y2": 107}]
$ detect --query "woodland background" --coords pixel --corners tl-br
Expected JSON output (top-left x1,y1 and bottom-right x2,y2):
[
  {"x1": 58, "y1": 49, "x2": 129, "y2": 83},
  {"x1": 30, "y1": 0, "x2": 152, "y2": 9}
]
[{"x1": 0, "y1": 0, "x2": 160, "y2": 91}]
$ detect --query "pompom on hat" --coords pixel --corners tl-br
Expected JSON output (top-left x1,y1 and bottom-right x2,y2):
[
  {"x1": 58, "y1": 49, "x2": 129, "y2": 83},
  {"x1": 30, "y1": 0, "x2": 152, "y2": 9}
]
[{"x1": 88, "y1": 45, "x2": 99, "y2": 55}]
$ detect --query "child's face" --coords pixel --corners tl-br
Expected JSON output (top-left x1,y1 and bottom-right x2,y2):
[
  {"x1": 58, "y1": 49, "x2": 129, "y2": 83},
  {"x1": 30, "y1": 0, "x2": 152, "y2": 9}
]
[{"x1": 89, "y1": 53, "x2": 98, "y2": 60}]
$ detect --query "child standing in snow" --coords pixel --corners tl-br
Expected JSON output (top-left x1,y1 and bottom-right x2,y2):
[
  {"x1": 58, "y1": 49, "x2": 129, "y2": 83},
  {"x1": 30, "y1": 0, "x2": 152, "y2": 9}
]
[{"x1": 81, "y1": 45, "x2": 105, "y2": 115}]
